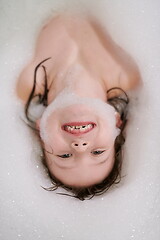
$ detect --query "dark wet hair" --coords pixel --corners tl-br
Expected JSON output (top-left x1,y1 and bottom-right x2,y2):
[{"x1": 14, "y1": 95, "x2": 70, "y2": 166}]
[{"x1": 25, "y1": 58, "x2": 129, "y2": 201}]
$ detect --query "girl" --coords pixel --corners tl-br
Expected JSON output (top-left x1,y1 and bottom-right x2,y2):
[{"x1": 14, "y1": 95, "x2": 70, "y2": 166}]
[{"x1": 17, "y1": 14, "x2": 141, "y2": 200}]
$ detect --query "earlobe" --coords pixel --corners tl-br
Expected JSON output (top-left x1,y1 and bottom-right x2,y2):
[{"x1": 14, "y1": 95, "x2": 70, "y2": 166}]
[
  {"x1": 36, "y1": 119, "x2": 41, "y2": 130},
  {"x1": 115, "y1": 112, "x2": 122, "y2": 128}
]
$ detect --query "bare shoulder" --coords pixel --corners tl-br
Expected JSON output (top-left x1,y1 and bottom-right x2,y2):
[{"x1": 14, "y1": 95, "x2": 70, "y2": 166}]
[
  {"x1": 116, "y1": 50, "x2": 142, "y2": 92},
  {"x1": 16, "y1": 14, "x2": 90, "y2": 103},
  {"x1": 16, "y1": 60, "x2": 45, "y2": 102},
  {"x1": 89, "y1": 18, "x2": 142, "y2": 93},
  {"x1": 16, "y1": 62, "x2": 33, "y2": 102}
]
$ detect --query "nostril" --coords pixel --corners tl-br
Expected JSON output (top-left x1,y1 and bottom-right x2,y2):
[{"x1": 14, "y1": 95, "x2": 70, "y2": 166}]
[{"x1": 73, "y1": 143, "x2": 87, "y2": 147}]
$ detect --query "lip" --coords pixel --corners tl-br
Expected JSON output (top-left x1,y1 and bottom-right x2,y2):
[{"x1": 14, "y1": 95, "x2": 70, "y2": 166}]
[{"x1": 62, "y1": 121, "x2": 96, "y2": 136}]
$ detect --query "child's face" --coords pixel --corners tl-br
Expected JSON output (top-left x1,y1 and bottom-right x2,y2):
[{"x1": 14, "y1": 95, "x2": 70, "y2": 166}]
[{"x1": 38, "y1": 90, "x2": 120, "y2": 187}]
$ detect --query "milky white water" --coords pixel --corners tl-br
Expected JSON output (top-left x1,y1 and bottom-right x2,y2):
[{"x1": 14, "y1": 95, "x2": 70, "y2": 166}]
[{"x1": 0, "y1": 0, "x2": 160, "y2": 239}]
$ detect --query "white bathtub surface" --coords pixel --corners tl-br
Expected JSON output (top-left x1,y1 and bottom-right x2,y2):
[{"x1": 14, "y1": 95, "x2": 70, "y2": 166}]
[{"x1": 0, "y1": 0, "x2": 160, "y2": 239}]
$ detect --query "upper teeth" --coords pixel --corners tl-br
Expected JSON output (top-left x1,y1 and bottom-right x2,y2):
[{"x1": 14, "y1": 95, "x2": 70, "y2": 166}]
[{"x1": 65, "y1": 124, "x2": 93, "y2": 132}]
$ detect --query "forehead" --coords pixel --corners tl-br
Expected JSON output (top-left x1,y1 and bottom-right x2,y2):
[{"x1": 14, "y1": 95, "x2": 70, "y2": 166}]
[{"x1": 46, "y1": 151, "x2": 115, "y2": 187}]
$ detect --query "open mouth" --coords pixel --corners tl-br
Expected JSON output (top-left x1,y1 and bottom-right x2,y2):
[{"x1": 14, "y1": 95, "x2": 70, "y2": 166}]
[{"x1": 62, "y1": 122, "x2": 96, "y2": 135}]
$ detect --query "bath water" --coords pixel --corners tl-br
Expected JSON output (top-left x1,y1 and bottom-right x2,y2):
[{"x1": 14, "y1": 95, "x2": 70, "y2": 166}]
[{"x1": 0, "y1": 0, "x2": 160, "y2": 239}]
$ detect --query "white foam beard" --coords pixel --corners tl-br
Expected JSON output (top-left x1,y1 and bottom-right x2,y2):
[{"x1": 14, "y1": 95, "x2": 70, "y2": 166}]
[{"x1": 40, "y1": 88, "x2": 120, "y2": 144}]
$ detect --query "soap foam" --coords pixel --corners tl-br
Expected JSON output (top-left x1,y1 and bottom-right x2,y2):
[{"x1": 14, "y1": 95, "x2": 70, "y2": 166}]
[
  {"x1": 40, "y1": 88, "x2": 120, "y2": 144},
  {"x1": 1, "y1": 1, "x2": 160, "y2": 240}
]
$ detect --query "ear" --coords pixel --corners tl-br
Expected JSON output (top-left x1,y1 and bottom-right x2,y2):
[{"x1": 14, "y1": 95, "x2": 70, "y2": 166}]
[
  {"x1": 36, "y1": 119, "x2": 41, "y2": 130},
  {"x1": 115, "y1": 112, "x2": 122, "y2": 128}
]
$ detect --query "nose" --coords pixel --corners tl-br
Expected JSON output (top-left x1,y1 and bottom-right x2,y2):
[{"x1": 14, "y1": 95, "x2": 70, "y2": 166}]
[{"x1": 71, "y1": 139, "x2": 89, "y2": 152}]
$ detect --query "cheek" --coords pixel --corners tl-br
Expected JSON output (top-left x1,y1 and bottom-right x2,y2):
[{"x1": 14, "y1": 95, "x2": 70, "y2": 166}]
[
  {"x1": 43, "y1": 116, "x2": 61, "y2": 144},
  {"x1": 44, "y1": 129, "x2": 68, "y2": 154},
  {"x1": 99, "y1": 112, "x2": 120, "y2": 138},
  {"x1": 101, "y1": 119, "x2": 120, "y2": 142},
  {"x1": 98, "y1": 129, "x2": 116, "y2": 147}
]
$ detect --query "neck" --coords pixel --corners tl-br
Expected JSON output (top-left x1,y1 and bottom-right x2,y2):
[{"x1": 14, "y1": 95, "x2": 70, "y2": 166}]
[{"x1": 47, "y1": 61, "x2": 107, "y2": 104}]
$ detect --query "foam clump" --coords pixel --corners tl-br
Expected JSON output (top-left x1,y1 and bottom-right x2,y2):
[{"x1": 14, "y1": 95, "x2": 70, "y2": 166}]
[{"x1": 40, "y1": 88, "x2": 120, "y2": 144}]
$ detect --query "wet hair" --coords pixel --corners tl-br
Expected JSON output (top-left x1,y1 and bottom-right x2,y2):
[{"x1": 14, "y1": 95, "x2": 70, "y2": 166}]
[{"x1": 25, "y1": 58, "x2": 129, "y2": 201}]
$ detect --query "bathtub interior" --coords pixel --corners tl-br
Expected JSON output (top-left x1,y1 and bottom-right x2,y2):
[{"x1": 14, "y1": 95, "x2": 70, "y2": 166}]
[{"x1": 0, "y1": 0, "x2": 160, "y2": 239}]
